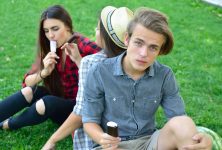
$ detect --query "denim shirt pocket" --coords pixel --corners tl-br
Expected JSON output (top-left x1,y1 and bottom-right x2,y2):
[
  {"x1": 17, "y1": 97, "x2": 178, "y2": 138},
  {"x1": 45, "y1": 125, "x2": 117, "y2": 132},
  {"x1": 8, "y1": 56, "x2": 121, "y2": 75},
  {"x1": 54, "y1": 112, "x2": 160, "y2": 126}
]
[
  {"x1": 138, "y1": 95, "x2": 161, "y2": 117},
  {"x1": 105, "y1": 95, "x2": 127, "y2": 119}
]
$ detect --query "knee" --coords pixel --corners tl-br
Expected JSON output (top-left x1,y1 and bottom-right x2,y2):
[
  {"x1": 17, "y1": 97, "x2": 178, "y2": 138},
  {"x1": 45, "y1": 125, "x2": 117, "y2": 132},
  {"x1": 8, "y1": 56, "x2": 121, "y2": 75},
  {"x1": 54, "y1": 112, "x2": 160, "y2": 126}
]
[
  {"x1": 167, "y1": 116, "x2": 197, "y2": 134},
  {"x1": 36, "y1": 99, "x2": 46, "y2": 115},
  {"x1": 21, "y1": 87, "x2": 33, "y2": 103}
]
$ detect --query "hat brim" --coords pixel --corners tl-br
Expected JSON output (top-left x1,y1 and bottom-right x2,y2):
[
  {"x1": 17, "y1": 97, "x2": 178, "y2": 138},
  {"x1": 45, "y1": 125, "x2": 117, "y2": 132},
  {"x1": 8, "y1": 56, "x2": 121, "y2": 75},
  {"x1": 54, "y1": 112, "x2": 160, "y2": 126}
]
[
  {"x1": 101, "y1": 6, "x2": 133, "y2": 49},
  {"x1": 101, "y1": 6, "x2": 116, "y2": 28}
]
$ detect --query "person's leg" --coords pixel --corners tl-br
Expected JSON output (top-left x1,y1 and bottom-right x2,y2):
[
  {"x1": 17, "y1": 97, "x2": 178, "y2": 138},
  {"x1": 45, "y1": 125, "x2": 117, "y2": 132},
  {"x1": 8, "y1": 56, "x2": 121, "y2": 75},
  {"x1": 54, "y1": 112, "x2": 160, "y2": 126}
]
[
  {"x1": 0, "y1": 86, "x2": 34, "y2": 122},
  {"x1": 157, "y1": 116, "x2": 198, "y2": 150},
  {"x1": 0, "y1": 86, "x2": 49, "y2": 122},
  {"x1": 46, "y1": 97, "x2": 76, "y2": 125},
  {"x1": 1, "y1": 86, "x2": 50, "y2": 130},
  {"x1": 145, "y1": 130, "x2": 159, "y2": 150},
  {"x1": 7, "y1": 99, "x2": 46, "y2": 130},
  {"x1": 7, "y1": 95, "x2": 75, "y2": 130}
]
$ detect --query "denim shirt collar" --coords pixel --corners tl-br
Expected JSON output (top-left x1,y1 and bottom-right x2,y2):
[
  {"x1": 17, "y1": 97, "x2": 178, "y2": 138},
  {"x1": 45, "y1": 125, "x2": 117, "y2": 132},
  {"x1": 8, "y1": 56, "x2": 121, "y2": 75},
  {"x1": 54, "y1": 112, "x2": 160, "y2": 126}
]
[{"x1": 114, "y1": 51, "x2": 155, "y2": 77}]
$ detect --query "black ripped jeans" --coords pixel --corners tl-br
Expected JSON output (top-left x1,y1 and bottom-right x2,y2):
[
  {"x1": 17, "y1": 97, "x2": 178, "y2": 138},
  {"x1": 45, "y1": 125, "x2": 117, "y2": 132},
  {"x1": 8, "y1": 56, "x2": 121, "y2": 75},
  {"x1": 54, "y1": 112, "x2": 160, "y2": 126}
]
[{"x1": 0, "y1": 86, "x2": 75, "y2": 130}]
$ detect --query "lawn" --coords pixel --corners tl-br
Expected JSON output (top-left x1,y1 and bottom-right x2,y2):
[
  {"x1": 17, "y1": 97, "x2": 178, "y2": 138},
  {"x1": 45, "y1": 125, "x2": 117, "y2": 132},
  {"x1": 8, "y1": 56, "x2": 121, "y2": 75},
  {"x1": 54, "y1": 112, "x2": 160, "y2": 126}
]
[{"x1": 0, "y1": 0, "x2": 222, "y2": 149}]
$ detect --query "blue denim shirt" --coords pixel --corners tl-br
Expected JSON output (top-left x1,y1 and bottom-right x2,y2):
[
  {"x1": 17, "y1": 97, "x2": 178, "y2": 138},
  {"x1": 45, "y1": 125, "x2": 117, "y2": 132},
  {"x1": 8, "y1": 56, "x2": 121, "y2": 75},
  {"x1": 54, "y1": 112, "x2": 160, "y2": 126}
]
[{"x1": 82, "y1": 52, "x2": 185, "y2": 138}]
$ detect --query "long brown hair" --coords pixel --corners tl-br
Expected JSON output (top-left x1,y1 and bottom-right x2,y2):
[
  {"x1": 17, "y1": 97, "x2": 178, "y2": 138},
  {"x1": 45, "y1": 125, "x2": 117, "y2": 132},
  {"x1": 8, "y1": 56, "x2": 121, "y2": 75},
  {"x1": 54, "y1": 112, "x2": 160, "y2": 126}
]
[
  {"x1": 99, "y1": 20, "x2": 126, "y2": 58},
  {"x1": 37, "y1": 5, "x2": 74, "y2": 97}
]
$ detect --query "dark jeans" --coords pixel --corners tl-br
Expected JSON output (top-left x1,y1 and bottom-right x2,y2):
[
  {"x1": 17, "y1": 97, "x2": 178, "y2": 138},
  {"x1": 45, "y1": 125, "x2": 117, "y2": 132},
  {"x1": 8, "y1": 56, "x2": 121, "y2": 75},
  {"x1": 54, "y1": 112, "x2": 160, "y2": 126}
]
[{"x1": 0, "y1": 86, "x2": 76, "y2": 130}]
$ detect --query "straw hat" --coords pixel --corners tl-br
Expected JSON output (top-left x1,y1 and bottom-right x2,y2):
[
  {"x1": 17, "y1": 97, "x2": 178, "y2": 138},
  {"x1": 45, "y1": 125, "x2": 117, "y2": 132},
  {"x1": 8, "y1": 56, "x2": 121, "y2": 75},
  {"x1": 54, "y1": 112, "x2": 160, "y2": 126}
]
[{"x1": 101, "y1": 6, "x2": 133, "y2": 49}]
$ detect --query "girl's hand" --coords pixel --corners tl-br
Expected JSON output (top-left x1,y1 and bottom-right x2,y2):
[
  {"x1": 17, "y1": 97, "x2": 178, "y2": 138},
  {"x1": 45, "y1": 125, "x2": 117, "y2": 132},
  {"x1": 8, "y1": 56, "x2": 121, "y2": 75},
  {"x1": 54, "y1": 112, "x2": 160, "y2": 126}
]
[
  {"x1": 41, "y1": 140, "x2": 56, "y2": 150},
  {"x1": 61, "y1": 43, "x2": 82, "y2": 66},
  {"x1": 41, "y1": 52, "x2": 59, "y2": 78}
]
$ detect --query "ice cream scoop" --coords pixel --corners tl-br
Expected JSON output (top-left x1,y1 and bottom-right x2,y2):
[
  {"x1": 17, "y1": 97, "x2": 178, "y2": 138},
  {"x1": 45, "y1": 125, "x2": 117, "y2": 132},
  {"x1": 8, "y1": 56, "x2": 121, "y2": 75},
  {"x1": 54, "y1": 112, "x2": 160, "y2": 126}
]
[{"x1": 107, "y1": 121, "x2": 118, "y2": 137}]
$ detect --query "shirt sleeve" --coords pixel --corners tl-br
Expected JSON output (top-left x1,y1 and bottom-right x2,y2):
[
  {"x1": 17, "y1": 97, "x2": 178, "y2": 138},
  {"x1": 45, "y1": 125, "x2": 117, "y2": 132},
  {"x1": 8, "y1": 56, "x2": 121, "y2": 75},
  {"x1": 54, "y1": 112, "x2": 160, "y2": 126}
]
[
  {"x1": 22, "y1": 56, "x2": 41, "y2": 87},
  {"x1": 73, "y1": 57, "x2": 90, "y2": 115},
  {"x1": 161, "y1": 68, "x2": 186, "y2": 120},
  {"x1": 82, "y1": 64, "x2": 104, "y2": 124},
  {"x1": 77, "y1": 35, "x2": 101, "y2": 57}
]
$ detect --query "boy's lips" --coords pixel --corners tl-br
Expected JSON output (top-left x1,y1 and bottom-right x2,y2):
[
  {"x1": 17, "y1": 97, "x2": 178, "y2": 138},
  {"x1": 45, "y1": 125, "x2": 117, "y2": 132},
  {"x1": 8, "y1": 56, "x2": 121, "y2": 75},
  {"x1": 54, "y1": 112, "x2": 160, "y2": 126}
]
[{"x1": 136, "y1": 59, "x2": 147, "y2": 64}]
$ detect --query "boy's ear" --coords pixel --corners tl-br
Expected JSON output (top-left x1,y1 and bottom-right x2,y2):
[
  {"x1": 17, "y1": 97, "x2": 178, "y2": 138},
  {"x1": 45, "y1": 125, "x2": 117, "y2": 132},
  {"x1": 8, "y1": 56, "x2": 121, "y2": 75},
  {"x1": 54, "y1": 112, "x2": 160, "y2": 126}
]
[{"x1": 124, "y1": 32, "x2": 129, "y2": 46}]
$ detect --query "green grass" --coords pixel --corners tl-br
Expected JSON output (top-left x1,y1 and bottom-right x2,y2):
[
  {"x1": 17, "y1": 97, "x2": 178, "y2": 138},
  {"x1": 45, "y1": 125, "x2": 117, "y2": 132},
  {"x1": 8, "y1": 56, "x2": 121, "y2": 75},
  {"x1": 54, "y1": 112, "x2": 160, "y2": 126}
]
[{"x1": 0, "y1": 0, "x2": 222, "y2": 149}]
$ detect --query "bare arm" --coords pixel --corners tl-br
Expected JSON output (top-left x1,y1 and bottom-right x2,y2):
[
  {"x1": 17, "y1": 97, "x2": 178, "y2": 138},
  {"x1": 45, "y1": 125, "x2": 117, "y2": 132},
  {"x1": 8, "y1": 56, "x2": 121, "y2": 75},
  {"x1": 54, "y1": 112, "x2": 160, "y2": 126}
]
[
  {"x1": 25, "y1": 52, "x2": 59, "y2": 86},
  {"x1": 24, "y1": 72, "x2": 42, "y2": 87},
  {"x1": 84, "y1": 122, "x2": 104, "y2": 144},
  {"x1": 42, "y1": 113, "x2": 82, "y2": 150},
  {"x1": 24, "y1": 70, "x2": 45, "y2": 86}
]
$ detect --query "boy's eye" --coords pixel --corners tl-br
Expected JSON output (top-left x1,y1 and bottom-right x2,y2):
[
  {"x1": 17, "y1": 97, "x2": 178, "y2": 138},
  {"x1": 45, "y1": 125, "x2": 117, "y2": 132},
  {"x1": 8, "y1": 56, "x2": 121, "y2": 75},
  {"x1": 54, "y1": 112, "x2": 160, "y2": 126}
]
[
  {"x1": 149, "y1": 45, "x2": 159, "y2": 52},
  {"x1": 134, "y1": 41, "x2": 142, "y2": 46}
]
